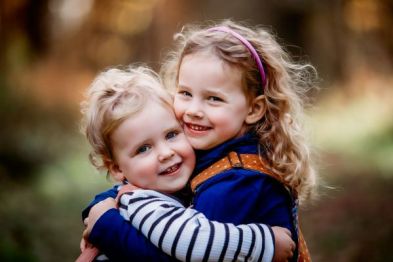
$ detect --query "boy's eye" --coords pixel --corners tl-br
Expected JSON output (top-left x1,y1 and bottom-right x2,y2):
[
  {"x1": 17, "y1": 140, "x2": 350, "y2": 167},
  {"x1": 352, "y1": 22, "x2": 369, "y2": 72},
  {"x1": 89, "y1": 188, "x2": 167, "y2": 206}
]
[
  {"x1": 166, "y1": 130, "x2": 179, "y2": 140},
  {"x1": 208, "y1": 96, "x2": 223, "y2": 102},
  {"x1": 178, "y1": 90, "x2": 192, "y2": 97},
  {"x1": 136, "y1": 144, "x2": 151, "y2": 154}
]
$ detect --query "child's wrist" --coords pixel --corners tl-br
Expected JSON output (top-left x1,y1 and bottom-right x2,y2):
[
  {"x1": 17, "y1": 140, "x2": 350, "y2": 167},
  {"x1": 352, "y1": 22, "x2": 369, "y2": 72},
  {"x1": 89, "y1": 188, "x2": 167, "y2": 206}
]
[{"x1": 89, "y1": 208, "x2": 119, "y2": 243}]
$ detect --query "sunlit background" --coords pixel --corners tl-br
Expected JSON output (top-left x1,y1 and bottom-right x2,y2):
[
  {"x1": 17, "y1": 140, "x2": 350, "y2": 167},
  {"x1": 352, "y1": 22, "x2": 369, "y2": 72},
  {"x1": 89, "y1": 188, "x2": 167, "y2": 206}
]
[{"x1": 1, "y1": 0, "x2": 392, "y2": 261}]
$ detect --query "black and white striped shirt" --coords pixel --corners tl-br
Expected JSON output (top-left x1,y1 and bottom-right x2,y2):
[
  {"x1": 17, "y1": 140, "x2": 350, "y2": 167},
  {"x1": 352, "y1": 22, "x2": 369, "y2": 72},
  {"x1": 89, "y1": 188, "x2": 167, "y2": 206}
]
[{"x1": 118, "y1": 189, "x2": 274, "y2": 262}]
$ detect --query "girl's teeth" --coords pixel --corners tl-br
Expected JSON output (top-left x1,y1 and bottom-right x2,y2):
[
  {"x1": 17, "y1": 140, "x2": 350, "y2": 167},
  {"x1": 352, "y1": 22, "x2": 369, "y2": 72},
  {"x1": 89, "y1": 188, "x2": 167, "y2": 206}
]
[{"x1": 190, "y1": 124, "x2": 209, "y2": 131}]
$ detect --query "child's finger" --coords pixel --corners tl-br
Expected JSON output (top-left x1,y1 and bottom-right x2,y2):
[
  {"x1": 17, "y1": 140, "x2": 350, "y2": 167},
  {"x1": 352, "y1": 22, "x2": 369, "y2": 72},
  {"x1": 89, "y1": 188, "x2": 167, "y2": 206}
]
[
  {"x1": 290, "y1": 241, "x2": 296, "y2": 252},
  {"x1": 82, "y1": 228, "x2": 90, "y2": 242},
  {"x1": 272, "y1": 226, "x2": 292, "y2": 237},
  {"x1": 287, "y1": 253, "x2": 293, "y2": 262},
  {"x1": 80, "y1": 238, "x2": 86, "y2": 252},
  {"x1": 282, "y1": 228, "x2": 291, "y2": 236}
]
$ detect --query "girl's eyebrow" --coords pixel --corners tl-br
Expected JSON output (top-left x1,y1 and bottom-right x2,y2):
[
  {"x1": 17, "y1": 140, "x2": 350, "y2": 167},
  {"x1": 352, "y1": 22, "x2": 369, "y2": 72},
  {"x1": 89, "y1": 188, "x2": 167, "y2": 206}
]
[
  {"x1": 177, "y1": 84, "x2": 226, "y2": 97},
  {"x1": 203, "y1": 88, "x2": 227, "y2": 97}
]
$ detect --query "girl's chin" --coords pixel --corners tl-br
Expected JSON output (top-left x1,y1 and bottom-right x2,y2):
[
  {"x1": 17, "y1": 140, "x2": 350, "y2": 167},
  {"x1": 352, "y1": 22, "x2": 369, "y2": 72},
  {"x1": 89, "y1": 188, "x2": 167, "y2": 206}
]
[{"x1": 189, "y1": 140, "x2": 216, "y2": 150}]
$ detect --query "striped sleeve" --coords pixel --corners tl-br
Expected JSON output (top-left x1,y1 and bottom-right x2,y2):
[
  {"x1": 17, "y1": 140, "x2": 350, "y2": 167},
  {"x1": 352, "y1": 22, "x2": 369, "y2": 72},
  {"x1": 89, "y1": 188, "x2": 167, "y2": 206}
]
[{"x1": 119, "y1": 190, "x2": 274, "y2": 262}]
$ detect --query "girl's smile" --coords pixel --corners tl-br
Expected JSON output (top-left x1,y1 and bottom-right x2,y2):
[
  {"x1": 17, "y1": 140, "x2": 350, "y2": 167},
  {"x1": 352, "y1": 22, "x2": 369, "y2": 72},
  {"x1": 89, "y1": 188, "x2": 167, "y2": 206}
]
[
  {"x1": 183, "y1": 122, "x2": 212, "y2": 136},
  {"x1": 174, "y1": 51, "x2": 251, "y2": 150}
]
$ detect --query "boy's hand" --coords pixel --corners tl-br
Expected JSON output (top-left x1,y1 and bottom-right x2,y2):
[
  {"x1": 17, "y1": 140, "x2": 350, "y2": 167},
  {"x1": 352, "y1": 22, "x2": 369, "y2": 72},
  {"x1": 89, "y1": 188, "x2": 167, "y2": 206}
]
[
  {"x1": 83, "y1": 198, "x2": 117, "y2": 241},
  {"x1": 272, "y1": 226, "x2": 296, "y2": 262}
]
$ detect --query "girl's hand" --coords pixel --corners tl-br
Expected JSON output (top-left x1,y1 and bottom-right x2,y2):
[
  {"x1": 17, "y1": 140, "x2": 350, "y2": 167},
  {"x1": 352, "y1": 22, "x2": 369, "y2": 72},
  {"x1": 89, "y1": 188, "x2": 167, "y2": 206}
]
[
  {"x1": 80, "y1": 235, "x2": 88, "y2": 252},
  {"x1": 116, "y1": 183, "x2": 141, "y2": 202},
  {"x1": 272, "y1": 226, "x2": 296, "y2": 262},
  {"x1": 83, "y1": 198, "x2": 117, "y2": 240}
]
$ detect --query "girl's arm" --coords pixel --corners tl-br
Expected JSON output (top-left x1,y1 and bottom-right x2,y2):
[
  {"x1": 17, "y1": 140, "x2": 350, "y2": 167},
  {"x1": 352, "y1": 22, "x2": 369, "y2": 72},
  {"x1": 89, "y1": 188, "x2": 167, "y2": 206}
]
[
  {"x1": 87, "y1": 207, "x2": 173, "y2": 261},
  {"x1": 119, "y1": 189, "x2": 275, "y2": 262},
  {"x1": 82, "y1": 185, "x2": 118, "y2": 220},
  {"x1": 83, "y1": 186, "x2": 173, "y2": 261}
]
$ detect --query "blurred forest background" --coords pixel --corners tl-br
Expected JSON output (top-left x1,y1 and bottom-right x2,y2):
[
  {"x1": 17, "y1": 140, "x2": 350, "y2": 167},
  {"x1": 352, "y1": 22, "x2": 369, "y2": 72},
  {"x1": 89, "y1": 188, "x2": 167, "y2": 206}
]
[{"x1": 1, "y1": 0, "x2": 392, "y2": 261}]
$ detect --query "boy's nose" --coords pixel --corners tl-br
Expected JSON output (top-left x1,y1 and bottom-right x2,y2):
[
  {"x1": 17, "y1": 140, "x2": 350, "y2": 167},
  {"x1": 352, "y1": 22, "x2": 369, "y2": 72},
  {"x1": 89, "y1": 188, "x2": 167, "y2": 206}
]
[{"x1": 157, "y1": 144, "x2": 175, "y2": 162}]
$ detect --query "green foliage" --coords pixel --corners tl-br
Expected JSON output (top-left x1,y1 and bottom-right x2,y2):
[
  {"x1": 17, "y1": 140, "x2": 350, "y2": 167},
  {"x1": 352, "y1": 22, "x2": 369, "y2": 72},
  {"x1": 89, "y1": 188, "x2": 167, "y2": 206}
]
[
  {"x1": 0, "y1": 78, "x2": 78, "y2": 182},
  {"x1": 0, "y1": 144, "x2": 110, "y2": 262}
]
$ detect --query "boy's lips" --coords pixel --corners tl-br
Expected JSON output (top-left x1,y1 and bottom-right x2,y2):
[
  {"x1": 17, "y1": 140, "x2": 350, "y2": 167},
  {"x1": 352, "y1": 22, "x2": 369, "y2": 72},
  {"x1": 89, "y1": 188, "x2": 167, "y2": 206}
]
[{"x1": 159, "y1": 163, "x2": 181, "y2": 176}]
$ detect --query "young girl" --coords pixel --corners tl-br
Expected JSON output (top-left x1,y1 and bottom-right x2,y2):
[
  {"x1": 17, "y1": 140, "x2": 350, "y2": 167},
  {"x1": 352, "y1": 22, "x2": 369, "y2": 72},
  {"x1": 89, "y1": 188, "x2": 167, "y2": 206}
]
[
  {"x1": 79, "y1": 65, "x2": 295, "y2": 261},
  {"x1": 161, "y1": 20, "x2": 317, "y2": 261}
]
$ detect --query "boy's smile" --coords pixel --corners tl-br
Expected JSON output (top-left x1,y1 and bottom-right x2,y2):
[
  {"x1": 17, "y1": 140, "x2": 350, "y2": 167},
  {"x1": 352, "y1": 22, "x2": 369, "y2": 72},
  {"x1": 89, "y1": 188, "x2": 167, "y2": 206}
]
[
  {"x1": 159, "y1": 162, "x2": 181, "y2": 176},
  {"x1": 109, "y1": 100, "x2": 195, "y2": 193}
]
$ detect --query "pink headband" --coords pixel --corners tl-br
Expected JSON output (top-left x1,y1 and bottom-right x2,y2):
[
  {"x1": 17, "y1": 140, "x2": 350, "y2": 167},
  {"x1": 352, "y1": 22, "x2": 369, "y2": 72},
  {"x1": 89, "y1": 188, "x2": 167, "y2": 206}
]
[{"x1": 208, "y1": 26, "x2": 267, "y2": 88}]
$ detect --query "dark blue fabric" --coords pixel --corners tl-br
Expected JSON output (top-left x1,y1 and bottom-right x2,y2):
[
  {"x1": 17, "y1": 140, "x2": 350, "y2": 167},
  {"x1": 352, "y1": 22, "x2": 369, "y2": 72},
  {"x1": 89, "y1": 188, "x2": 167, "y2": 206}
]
[
  {"x1": 194, "y1": 132, "x2": 259, "y2": 174},
  {"x1": 89, "y1": 209, "x2": 173, "y2": 261},
  {"x1": 192, "y1": 133, "x2": 298, "y2": 261},
  {"x1": 84, "y1": 132, "x2": 297, "y2": 261},
  {"x1": 82, "y1": 186, "x2": 118, "y2": 221},
  {"x1": 82, "y1": 186, "x2": 174, "y2": 261}
]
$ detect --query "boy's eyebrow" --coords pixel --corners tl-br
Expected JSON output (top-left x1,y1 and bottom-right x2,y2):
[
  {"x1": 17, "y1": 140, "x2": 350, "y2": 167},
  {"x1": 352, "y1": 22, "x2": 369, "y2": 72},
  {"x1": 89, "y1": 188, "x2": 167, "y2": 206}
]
[
  {"x1": 131, "y1": 139, "x2": 149, "y2": 151},
  {"x1": 130, "y1": 124, "x2": 181, "y2": 152},
  {"x1": 176, "y1": 84, "x2": 190, "y2": 90},
  {"x1": 129, "y1": 136, "x2": 152, "y2": 151},
  {"x1": 162, "y1": 122, "x2": 182, "y2": 133}
]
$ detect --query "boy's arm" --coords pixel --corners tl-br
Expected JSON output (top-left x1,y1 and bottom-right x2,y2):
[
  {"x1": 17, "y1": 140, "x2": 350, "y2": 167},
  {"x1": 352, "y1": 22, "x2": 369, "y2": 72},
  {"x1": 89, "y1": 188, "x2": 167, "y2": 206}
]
[{"x1": 119, "y1": 189, "x2": 278, "y2": 262}]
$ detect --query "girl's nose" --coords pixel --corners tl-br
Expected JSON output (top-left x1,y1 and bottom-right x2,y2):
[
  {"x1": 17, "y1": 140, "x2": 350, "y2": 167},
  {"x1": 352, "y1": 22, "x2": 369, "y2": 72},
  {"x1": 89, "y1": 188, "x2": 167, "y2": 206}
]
[{"x1": 185, "y1": 101, "x2": 204, "y2": 119}]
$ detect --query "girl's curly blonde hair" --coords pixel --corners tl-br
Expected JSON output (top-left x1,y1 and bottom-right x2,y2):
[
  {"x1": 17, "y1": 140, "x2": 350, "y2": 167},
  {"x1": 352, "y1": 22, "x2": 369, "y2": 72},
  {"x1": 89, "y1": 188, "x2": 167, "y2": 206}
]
[
  {"x1": 81, "y1": 66, "x2": 173, "y2": 171},
  {"x1": 161, "y1": 20, "x2": 317, "y2": 203}
]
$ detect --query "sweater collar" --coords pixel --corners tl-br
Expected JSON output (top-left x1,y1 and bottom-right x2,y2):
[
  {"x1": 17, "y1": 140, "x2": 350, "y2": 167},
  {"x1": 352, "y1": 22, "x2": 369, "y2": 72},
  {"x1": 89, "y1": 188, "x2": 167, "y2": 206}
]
[{"x1": 193, "y1": 132, "x2": 259, "y2": 174}]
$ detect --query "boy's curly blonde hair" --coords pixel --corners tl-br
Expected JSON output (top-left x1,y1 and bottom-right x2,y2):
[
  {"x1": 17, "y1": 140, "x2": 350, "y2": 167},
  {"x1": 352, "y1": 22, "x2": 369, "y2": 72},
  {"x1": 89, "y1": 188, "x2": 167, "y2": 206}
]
[
  {"x1": 81, "y1": 66, "x2": 173, "y2": 171},
  {"x1": 161, "y1": 20, "x2": 317, "y2": 203}
]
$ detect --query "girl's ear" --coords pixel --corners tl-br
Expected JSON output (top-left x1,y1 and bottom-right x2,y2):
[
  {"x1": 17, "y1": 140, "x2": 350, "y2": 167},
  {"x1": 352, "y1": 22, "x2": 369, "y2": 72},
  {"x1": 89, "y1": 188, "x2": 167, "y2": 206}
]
[
  {"x1": 108, "y1": 161, "x2": 125, "y2": 182},
  {"x1": 245, "y1": 95, "x2": 266, "y2": 124}
]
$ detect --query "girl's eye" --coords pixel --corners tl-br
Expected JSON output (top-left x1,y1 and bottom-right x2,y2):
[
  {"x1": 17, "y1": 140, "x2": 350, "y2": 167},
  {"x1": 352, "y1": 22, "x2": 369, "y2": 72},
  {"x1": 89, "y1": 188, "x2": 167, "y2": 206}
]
[
  {"x1": 208, "y1": 96, "x2": 223, "y2": 102},
  {"x1": 166, "y1": 130, "x2": 179, "y2": 140},
  {"x1": 136, "y1": 144, "x2": 151, "y2": 154}
]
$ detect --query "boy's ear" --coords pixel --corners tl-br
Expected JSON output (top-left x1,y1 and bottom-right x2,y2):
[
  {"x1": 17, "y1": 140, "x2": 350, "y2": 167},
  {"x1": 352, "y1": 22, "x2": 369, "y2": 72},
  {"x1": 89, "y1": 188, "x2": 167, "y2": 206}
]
[
  {"x1": 245, "y1": 95, "x2": 266, "y2": 124},
  {"x1": 108, "y1": 161, "x2": 125, "y2": 182}
]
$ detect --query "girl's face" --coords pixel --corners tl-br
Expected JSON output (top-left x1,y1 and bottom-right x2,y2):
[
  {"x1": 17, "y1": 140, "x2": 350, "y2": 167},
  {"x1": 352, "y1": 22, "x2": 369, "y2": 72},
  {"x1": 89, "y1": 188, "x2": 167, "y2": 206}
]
[
  {"x1": 109, "y1": 100, "x2": 195, "y2": 193},
  {"x1": 174, "y1": 52, "x2": 251, "y2": 150}
]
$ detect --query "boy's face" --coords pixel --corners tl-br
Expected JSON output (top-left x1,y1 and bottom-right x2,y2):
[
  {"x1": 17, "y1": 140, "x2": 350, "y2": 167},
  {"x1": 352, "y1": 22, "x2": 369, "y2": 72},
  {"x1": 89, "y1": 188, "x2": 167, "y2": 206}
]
[
  {"x1": 174, "y1": 52, "x2": 251, "y2": 150},
  {"x1": 109, "y1": 101, "x2": 195, "y2": 193}
]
